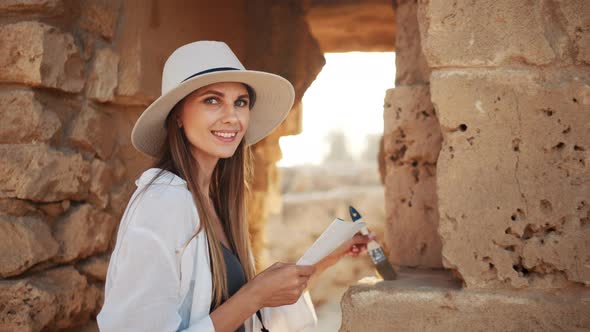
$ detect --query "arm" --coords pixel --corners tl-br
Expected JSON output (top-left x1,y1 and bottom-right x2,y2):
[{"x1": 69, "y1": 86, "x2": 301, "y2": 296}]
[{"x1": 97, "y1": 227, "x2": 215, "y2": 332}]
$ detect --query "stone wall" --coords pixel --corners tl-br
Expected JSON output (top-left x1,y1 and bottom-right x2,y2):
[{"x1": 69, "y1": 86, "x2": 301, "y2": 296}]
[
  {"x1": 420, "y1": 0, "x2": 590, "y2": 289},
  {"x1": 0, "y1": 0, "x2": 323, "y2": 330},
  {"x1": 382, "y1": 0, "x2": 443, "y2": 268},
  {"x1": 341, "y1": 0, "x2": 589, "y2": 330}
]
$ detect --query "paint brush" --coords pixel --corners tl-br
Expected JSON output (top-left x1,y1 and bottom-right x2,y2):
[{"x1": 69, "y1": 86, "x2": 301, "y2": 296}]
[{"x1": 349, "y1": 206, "x2": 397, "y2": 280}]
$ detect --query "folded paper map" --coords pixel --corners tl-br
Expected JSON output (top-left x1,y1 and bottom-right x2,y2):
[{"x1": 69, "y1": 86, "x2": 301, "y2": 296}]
[{"x1": 297, "y1": 218, "x2": 367, "y2": 266}]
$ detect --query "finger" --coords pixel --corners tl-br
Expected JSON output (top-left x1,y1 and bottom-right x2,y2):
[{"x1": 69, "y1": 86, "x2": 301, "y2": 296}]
[{"x1": 351, "y1": 234, "x2": 371, "y2": 245}]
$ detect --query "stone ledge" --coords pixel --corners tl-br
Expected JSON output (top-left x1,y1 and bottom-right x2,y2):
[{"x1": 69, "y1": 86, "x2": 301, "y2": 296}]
[{"x1": 340, "y1": 269, "x2": 590, "y2": 332}]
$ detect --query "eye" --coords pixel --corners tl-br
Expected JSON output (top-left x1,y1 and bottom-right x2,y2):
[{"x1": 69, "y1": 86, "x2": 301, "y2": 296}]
[
  {"x1": 204, "y1": 97, "x2": 219, "y2": 104},
  {"x1": 235, "y1": 99, "x2": 249, "y2": 108}
]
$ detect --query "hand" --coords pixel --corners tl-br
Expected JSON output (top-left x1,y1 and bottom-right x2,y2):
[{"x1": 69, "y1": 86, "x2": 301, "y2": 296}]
[
  {"x1": 317, "y1": 231, "x2": 376, "y2": 268},
  {"x1": 240, "y1": 262, "x2": 315, "y2": 309}
]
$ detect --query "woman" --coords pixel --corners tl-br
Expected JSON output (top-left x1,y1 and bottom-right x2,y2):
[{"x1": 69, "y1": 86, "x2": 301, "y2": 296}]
[{"x1": 97, "y1": 41, "x2": 373, "y2": 332}]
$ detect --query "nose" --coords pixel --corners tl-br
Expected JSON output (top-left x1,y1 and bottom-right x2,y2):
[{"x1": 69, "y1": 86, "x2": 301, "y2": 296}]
[{"x1": 220, "y1": 103, "x2": 239, "y2": 124}]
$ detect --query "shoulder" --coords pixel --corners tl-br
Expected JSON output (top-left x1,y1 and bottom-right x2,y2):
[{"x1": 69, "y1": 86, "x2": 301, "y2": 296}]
[{"x1": 124, "y1": 168, "x2": 199, "y2": 245}]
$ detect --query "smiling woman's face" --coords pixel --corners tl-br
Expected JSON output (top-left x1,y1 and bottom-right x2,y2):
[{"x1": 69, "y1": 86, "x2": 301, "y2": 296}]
[{"x1": 178, "y1": 82, "x2": 251, "y2": 165}]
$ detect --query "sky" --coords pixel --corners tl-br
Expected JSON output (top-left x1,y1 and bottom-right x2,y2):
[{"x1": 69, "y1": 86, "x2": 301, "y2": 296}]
[{"x1": 278, "y1": 52, "x2": 396, "y2": 167}]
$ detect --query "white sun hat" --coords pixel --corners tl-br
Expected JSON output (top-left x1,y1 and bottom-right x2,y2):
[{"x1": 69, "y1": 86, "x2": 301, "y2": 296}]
[{"x1": 131, "y1": 40, "x2": 295, "y2": 158}]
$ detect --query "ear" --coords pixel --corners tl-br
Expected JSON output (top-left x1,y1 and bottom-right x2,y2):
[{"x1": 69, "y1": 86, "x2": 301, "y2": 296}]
[{"x1": 177, "y1": 117, "x2": 183, "y2": 128}]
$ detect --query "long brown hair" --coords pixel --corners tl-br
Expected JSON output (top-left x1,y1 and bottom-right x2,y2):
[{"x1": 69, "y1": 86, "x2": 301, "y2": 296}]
[{"x1": 145, "y1": 85, "x2": 256, "y2": 309}]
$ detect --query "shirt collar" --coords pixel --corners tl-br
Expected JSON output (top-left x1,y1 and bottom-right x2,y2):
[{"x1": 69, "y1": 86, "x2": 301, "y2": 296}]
[{"x1": 135, "y1": 168, "x2": 188, "y2": 188}]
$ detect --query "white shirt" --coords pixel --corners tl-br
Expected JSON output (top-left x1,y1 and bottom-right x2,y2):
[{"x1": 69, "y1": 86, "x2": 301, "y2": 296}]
[{"x1": 97, "y1": 168, "x2": 317, "y2": 332}]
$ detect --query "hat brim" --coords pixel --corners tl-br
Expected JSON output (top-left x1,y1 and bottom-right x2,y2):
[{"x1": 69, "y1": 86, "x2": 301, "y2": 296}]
[{"x1": 131, "y1": 70, "x2": 295, "y2": 158}]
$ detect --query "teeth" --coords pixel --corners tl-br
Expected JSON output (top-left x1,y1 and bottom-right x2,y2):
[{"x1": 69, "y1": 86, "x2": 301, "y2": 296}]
[{"x1": 213, "y1": 131, "x2": 237, "y2": 138}]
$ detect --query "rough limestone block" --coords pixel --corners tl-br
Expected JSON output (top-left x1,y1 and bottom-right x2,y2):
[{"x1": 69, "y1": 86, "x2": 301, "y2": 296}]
[
  {"x1": 557, "y1": 0, "x2": 590, "y2": 64},
  {"x1": 383, "y1": 86, "x2": 442, "y2": 165},
  {"x1": 0, "y1": 89, "x2": 61, "y2": 144},
  {"x1": 78, "y1": 0, "x2": 121, "y2": 40},
  {"x1": 0, "y1": 214, "x2": 59, "y2": 278},
  {"x1": 0, "y1": 198, "x2": 38, "y2": 217},
  {"x1": 89, "y1": 159, "x2": 113, "y2": 209},
  {"x1": 0, "y1": 266, "x2": 99, "y2": 331},
  {"x1": 87, "y1": 48, "x2": 119, "y2": 102},
  {"x1": 418, "y1": 0, "x2": 558, "y2": 67},
  {"x1": 340, "y1": 270, "x2": 590, "y2": 332},
  {"x1": 394, "y1": 0, "x2": 430, "y2": 85},
  {"x1": 76, "y1": 255, "x2": 109, "y2": 281},
  {"x1": 432, "y1": 68, "x2": 590, "y2": 288},
  {"x1": 382, "y1": 85, "x2": 443, "y2": 268},
  {"x1": 0, "y1": 0, "x2": 62, "y2": 15},
  {"x1": 69, "y1": 105, "x2": 117, "y2": 159},
  {"x1": 385, "y1": 163, "x2": 442, "y2": 268},
  {"x1": 0, "y1": 144, "x2": 91, "y2": 202},
  {"x1": 0, "y1": 21, "x2": 84, "y2": 92},
  {"x1": 52, "y1": 204, "x2": 116, "y2": 264}
]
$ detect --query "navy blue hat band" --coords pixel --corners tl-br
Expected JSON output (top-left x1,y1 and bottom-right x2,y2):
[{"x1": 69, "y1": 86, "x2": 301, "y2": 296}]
[{"x1": 182, "y1": 67, "x2": 240, "y2": 82}]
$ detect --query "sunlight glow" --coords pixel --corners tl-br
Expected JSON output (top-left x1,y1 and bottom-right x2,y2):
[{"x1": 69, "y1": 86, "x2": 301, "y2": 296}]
[{"x1": 278, "y1": 52, "x2": 396, "y2": 167}]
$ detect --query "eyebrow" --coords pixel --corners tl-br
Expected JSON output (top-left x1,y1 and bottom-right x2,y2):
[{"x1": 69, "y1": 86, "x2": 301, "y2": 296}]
[{"x1": 197, "y1": 90, "x2": 249, "y2": 99}]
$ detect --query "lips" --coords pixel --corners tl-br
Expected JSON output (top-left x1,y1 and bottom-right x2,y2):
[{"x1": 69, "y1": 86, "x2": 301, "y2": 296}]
[{"x1": 211, "y1": 130, "x2": 239, "y2": 142}]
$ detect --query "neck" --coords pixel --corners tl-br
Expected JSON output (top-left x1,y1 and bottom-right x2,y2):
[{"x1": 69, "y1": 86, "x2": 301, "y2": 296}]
[{"x1": 193, "y1": 151, "x2": 218, "y2": 197}]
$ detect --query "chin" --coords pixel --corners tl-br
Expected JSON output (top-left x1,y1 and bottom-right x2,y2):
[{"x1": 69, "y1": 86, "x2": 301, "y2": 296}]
[{"x1": 212, "y1": 146, "x2": 240, "y2": 159}]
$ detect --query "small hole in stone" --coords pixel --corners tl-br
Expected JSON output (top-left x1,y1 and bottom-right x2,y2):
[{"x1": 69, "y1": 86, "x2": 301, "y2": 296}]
[
  {"x1": 542, "y1": 108, "x2": 554, "y2": 116},
  {"x1": 544, "y1": 226, "x2": 557, "y2": 235},
  {"x1": 523, "y1": 224, "x2": 534, "y2": 240},
  {"x1": 511, "y1": 214, "x2": 517, "y2": 221},
  {"x1": 573, "y1": 98, "x2": 578, "y2": 103},
  {"x1": 411, "y1": 160, "x2": 418, "y2": 167},
  {"x1": 540, "y1": 199, "x2": 553, "y2": 214},
  {"x1": 552, "y1": 142, "x2": 565, "y2": 150},
  {"x1": 459, "y1": 124, "x2": 468, "y2": 131},
  {"x1": 562, "y1": 126, "x2": 571, "y2": 134},
  {"x1": 574, "y1": 145, "x2": 585, "y2": 151}
]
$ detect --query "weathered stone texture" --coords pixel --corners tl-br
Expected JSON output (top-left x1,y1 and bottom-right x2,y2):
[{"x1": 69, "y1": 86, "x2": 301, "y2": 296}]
[
  {"x1": 0, "y1": 144, "x2": 91, "y2": 202},
  {"x1": 0, "y1": 198, "x2": 39, "y2": 217},
  {"x1": 0, "y1": 266, "x2": 100, "y2": 331},
  {"x1": 382, "y1": 86, "x2": 443, "y2": 268},
  {"x1": 556, "y1": 0, "x2": 590, "y2": 64},
  {"x1": 76, "y1": 255, "x2": 109, "y2": 282},
  {"x1": 0, "y1": 89, "x2": 61, "y2": 144},
  {"x1": 306, "y1": 1, "x2": 395, "y2": 52},
  {"x1": 383, "y1": 86, "x2": 441, "y2": 165},
  {"x1": 432, "y1": 68, "x2": 590, "y2": 288},
  {"x1": 0, "y1": 214, "x2": 59, "y2": 278},
  {"x1": 78, "y1": 0, "x2": 121, "y2": 40},
  {"x1": 69, "y1": 105, "x2": 117, "y2": 159},
  {"x1": 52, "y1": 204, "x2": 116, "y2": 264},
  {"x1": 0, "y1": 21, "x2": 84, "y2": 92},
  {"x1": 340, "y1": 270, "x2": 590, "y2": 332},
  {"x1": 0, "y1": 0, "x2": 62, "y2": 15},
  {"x1": 394, "y1": 0, "x2": 430, "y2": 85},
  {"x1": 87, "y1": 48, "x2": 119, "y2": 103},
  {"x1": 89, "y1": 159, "x2": 113, "y2": 209},
  {"x1": 418, "y1": 0, "x2": 562, "y2": 67}
]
